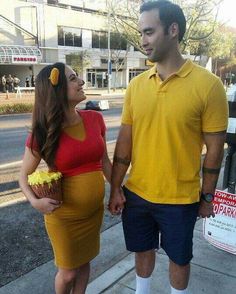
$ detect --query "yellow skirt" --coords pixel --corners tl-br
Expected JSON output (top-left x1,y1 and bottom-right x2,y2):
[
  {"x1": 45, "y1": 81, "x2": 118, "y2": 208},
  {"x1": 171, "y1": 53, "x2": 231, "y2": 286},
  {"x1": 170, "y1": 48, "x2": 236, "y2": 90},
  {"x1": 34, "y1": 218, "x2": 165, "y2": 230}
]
[{"x1": 44, "y1": 171, "x2": 105, "y2": 269}]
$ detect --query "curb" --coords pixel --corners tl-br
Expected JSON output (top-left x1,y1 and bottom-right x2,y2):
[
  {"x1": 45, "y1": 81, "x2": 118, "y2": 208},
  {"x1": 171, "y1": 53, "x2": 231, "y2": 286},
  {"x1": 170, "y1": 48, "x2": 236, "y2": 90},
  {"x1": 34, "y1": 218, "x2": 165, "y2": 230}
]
[{"x1": 87, "y1": 253, "x2": 134, "y2": 294}]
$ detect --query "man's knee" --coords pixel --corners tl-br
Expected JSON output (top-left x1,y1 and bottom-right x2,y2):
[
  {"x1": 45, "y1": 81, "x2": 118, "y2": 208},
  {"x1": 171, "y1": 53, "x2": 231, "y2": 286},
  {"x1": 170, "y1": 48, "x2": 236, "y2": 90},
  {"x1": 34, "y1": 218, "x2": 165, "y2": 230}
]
[
  {"x1": 169, "y1": 259, "x2": 190, "y2": 269},
  {"x1": 136, "y1": 249, "x2": 155, "y2": 260},
  {"x1": 169, "y1": 259, "x2": 190, "y2": 289}
]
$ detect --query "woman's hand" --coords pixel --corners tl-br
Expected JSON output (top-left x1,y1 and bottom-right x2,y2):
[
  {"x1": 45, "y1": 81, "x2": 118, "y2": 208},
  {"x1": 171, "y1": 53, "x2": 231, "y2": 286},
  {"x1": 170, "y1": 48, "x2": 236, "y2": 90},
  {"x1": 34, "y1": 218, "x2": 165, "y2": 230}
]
[{"x1": 31, "y1": 198, "x2": 62, "y2": 214}]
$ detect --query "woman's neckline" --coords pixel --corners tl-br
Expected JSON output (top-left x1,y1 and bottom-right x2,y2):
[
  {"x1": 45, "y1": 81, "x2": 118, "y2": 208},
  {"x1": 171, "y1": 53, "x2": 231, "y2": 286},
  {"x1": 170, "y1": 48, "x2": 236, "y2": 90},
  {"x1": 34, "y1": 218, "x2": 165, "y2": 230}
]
[{"x1": 62, "y1": 110, "x2": 84, "y2": 128}]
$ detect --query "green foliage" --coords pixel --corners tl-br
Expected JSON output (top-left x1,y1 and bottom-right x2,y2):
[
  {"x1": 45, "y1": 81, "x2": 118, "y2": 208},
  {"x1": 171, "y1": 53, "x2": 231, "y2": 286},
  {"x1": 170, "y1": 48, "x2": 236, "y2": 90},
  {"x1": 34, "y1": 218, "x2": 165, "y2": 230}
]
[
  {"x1": 189, "y1": 24, "x2": 234, "y2": 58},
  {"x1": 109, "y1": 0, "x2": 145, "y2": 54},
  {"x1": 66, "y1": 51, "x2": 91, "y2": 75},
  {"x1": 109, "y1": 0, "x2": 233, "y2": 59},
  {"x1": 0, "y1": 103, "x2": 33, "y2": 115}
]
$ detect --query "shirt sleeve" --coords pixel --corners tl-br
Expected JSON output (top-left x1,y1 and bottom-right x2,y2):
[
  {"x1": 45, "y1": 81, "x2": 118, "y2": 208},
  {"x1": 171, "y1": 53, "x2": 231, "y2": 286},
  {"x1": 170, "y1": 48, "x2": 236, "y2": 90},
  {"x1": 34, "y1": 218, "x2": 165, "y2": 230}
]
[
  {"x1": 96, "y1": 112, "x2": 106, "y2": 137},
  {"x1": 121, "y1": 83, "x2": 133, "y2": 125},
  {"x1": 25, "y1": 133, "x2": 39, "y2": 151},
  {"x1": 202, "y1": 78, "x2": 229, "y2": 132}
]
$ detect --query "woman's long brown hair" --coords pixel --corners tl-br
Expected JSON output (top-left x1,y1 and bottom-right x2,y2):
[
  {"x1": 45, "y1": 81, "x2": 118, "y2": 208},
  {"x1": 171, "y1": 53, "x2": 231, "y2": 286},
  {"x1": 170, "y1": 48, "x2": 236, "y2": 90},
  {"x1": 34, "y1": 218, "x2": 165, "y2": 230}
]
[{"x1": 30, "y1": 62, "x2": 68, "y2": 168}]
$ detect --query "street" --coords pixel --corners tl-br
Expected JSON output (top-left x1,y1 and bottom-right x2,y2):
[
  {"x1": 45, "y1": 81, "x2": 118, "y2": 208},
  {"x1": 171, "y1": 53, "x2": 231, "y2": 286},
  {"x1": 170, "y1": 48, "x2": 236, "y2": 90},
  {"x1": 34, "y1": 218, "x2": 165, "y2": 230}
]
[{"x1": 0, "y1": 107, "x2": 122, "y2": 165}]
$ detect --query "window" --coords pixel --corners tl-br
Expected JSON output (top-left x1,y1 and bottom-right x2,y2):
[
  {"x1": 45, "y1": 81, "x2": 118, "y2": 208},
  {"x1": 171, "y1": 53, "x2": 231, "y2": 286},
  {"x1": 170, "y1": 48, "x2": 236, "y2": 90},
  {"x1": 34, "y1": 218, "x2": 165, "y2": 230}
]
[
  {"x1": 92, "y1": 31, "x2": 108, "y2": 49},
  {"x1": 110, "y1": 32, "x2": 127, "y2": 50},
  {"x1": 47, "y1": 0, "x2": 58, "y2": 4},
  {"x1": 58, "y1": 27, "x2": 82, "y2": 47},
  {"x1": 129, "y1": 69, "x2": 144, "y2": 81},
  {"x1": 65, "y1": 32, "x2": 73, "y2": 46},
  {"x1": 92, "y1": 30, "x2": 127, "y2": 50},
  {"x1": 58, "y1": 27, "x2": 64, "y2": 45}
]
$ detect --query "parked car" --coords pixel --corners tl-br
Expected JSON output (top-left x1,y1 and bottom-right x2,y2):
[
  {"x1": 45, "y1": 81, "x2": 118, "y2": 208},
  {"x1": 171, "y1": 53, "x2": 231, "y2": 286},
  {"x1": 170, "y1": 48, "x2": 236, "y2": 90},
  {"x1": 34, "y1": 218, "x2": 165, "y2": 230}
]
[{"x1": 85, "y1": 100, "x2": 109, "y2": 111}]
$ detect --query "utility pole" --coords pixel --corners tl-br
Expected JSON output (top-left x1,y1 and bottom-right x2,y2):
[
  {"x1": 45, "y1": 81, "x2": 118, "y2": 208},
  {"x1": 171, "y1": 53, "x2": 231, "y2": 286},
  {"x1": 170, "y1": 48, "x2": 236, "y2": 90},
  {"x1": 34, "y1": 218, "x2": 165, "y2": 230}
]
[{"x1": 107, "y1": 0, "x2": 111, "y2": 93}]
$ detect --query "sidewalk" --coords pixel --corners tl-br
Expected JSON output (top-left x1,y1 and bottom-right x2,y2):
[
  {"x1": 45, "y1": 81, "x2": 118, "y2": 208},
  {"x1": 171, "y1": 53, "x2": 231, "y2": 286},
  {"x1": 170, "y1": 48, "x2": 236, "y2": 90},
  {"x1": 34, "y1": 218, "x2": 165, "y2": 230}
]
[
  {"x1": 1, "y1": 163, "x2": 236, "y2": 293},
  {"x1": 88, "y1": 219, "x2": 236, "y2": 294},
  {"x1": 0, "y1": 88, "x2": 125, "y2": 105},
  {"x1": 1, "y1": 218, "x2": 236, "y2": 294}
]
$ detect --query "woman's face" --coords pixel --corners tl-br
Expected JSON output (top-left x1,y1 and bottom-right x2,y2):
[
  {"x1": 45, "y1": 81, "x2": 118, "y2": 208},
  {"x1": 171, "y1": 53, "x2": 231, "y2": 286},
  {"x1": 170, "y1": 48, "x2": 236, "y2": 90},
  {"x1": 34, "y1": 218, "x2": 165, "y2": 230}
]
[{"x1": 65, "y1": 66, "x2": 86, "y2": 103}]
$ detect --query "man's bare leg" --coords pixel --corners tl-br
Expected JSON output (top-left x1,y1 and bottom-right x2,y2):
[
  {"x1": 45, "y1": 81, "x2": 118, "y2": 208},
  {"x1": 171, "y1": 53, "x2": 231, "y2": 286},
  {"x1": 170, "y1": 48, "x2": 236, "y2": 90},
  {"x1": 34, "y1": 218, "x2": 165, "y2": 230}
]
[
  {"x1": 169, "y1": 260, "x2": 190, "y2": 291},
  {"x1": 135, "y1": 249, "x2": 156, "y2": 294}
]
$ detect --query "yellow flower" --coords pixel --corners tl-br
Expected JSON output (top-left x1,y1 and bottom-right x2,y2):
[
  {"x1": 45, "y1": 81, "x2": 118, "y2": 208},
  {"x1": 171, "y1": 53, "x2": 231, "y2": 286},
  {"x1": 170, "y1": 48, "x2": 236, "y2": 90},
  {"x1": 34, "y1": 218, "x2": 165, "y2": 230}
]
[
  {"x1": 28, "y1": 170, "x2": 62, "y2": 187},
  {"x1": 49, "y1": 67, "x2": 59, "y2": 86}
]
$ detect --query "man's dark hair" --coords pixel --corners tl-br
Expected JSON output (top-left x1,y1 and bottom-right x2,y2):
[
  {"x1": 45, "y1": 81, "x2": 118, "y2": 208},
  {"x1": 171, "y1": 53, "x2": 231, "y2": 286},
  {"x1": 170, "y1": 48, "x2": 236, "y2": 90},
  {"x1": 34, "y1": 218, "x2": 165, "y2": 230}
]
[{"x1": 140, "y1": 0, "x2": 186, "y2": 42}]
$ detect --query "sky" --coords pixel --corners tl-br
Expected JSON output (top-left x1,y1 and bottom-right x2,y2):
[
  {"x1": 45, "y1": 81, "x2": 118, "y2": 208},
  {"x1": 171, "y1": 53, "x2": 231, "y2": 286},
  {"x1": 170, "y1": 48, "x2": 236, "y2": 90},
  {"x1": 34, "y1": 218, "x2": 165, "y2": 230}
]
[{"x1": 218, "y1": 0, "x2": 236, "y2": 27}]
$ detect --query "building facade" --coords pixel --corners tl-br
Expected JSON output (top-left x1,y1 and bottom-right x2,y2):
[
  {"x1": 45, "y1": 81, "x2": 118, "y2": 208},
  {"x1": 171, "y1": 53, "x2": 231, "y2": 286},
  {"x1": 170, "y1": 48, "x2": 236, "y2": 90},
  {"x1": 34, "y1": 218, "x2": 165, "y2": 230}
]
[{"x1": 0, "y1": 0, "x2": 147, "y2": 88}]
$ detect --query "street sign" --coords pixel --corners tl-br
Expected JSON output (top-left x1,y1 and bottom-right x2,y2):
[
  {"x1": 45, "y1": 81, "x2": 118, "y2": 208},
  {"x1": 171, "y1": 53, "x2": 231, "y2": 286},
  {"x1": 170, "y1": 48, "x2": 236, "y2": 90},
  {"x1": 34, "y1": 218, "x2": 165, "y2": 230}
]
[
  {"x1": 108, "y1": 60, "x2": 112, "y2": 75},
  {"x1": 203, "y1": 189, "x2": 236, "y2": 254}
]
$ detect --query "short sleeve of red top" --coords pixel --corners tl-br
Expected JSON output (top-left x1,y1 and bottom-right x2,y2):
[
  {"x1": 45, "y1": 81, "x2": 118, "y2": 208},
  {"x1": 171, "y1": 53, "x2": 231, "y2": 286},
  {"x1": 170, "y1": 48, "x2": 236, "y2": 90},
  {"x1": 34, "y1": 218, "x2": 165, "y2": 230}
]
[{"x1": 26, "y1": 110, "x2": 106, "y2": 177}]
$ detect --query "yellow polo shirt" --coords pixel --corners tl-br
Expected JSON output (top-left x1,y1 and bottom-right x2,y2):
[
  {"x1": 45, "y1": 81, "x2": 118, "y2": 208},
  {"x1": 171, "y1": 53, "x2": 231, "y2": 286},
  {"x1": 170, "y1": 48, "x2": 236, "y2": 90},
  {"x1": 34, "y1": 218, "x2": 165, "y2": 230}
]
[{"x1": 122, "y1": 59, "x2": 228, "y2": 204}]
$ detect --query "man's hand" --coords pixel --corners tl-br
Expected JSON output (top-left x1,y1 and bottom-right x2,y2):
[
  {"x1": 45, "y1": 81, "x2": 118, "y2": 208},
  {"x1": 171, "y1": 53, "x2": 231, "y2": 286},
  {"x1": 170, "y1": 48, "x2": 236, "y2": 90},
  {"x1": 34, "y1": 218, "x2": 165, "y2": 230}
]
[
  {"x1": 198, "y1": 200, "x2": 215, "y2": 218},
  {"x1": 108, "y1": 188, "x2": 126, "y2": 215}
]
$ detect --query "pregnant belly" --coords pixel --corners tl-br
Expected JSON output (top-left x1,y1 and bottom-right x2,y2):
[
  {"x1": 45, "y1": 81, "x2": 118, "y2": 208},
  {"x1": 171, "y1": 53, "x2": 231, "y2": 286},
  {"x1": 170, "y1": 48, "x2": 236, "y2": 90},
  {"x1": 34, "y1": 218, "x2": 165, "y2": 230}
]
[{"x1": 51, "y1": 171, "x2": 105, "y2": 219}]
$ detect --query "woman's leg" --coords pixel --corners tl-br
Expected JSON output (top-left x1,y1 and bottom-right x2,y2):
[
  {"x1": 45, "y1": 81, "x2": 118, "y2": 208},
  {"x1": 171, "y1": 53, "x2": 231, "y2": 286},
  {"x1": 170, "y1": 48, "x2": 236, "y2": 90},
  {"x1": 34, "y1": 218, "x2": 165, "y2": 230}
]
[
  {"x1": 55, "y1": 268, "x2": 77, "y2": 294},
  {"x1": 72, "y1": 262, "x2": 90, "y2": 294}
]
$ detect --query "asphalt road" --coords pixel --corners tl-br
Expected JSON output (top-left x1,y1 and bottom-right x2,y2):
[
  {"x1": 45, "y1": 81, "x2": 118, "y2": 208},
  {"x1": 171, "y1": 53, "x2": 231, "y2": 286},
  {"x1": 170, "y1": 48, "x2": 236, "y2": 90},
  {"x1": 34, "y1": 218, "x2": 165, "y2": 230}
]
[{"x1": 0, "y1": 107, "x2": 122, "y2": 165}]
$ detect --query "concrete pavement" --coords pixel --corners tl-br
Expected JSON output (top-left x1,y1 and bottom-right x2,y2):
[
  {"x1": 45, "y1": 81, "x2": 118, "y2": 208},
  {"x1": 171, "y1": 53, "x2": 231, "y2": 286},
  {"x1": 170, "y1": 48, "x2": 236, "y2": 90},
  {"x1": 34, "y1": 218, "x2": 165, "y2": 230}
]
[
  {"x1": 1, "y1": 164, "x2": 236, "y2": 294},
  {"x1": 1, "y1": 215, "x2": 236, "y2": 294}
]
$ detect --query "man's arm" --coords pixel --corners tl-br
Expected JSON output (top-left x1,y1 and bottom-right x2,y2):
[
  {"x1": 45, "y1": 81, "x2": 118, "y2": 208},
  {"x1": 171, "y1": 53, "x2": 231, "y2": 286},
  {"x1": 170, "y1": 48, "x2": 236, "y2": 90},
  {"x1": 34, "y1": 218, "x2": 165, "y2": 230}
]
[
  {"x1": 199, "y1": 131, "x2": 226, "y2": 217},
  {"x1": 109, "y1": 124, "x2": 132, "y2": 215}
]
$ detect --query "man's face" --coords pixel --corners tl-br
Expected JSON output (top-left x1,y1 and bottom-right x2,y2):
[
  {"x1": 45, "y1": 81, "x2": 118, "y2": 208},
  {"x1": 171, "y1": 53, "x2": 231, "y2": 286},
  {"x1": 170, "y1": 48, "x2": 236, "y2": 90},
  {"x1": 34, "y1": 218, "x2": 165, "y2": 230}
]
[{"x1": 138, "y1": 9, "x2": 172, "y2": 63}]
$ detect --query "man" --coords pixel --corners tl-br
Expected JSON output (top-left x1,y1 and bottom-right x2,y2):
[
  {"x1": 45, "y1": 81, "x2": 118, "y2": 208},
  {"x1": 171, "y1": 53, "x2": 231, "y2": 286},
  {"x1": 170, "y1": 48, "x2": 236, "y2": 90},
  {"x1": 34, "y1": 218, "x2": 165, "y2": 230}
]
[
  {"x1": 1, "y1": 75, "x2": 7, "y2": 93},
  {"x1": 109, "y1": 1, "x2": 228, "y2": 294},
  {"x1": 13, "y1": 75, "x2": 21, "y2": 89},
  {"x1": 6, "y1": 74, "x2": 14, "y2": 92}
]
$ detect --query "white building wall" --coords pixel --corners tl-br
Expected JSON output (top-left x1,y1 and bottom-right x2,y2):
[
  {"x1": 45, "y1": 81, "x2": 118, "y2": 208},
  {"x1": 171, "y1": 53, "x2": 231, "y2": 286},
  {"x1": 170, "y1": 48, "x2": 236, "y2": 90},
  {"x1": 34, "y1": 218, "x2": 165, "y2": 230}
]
[
  {"x1": 82, "y1": 30, "x2": 92, "y2": 49},
  {"x1": 0, "y1": 0, "x2": 38, "y2": 45},
  {"x1": 0, "y1": 0, "x2": 148, "y2": 88}
]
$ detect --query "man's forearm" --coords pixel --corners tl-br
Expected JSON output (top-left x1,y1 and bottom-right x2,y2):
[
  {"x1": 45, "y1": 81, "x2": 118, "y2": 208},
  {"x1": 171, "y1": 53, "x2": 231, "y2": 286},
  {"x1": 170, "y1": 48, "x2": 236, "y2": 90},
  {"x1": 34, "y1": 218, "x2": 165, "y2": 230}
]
[
  {"x1": 201, "y1": 150, "x2": 224, "y2": 193},
  {"x1": 111, "y1": 141, "x2": 131, "y2": 192},
  {"x1": 111, "y1": 154, "x2": 131, "y2": 192}
]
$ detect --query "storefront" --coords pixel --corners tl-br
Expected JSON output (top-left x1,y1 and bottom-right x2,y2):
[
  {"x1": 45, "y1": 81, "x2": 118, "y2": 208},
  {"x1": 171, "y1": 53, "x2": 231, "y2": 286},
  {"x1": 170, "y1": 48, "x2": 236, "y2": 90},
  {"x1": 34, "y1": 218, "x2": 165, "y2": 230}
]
[{"x1": 0, "y1": 45, "x2": 43, "y2": 87}]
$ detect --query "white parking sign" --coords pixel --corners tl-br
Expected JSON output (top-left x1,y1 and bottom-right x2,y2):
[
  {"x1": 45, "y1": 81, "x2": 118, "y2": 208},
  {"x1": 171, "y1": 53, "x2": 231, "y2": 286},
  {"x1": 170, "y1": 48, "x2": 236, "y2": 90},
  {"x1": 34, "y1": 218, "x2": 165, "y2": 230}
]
[{"x1": 203, "y1": 190, "x2": 236, "y2": 254}]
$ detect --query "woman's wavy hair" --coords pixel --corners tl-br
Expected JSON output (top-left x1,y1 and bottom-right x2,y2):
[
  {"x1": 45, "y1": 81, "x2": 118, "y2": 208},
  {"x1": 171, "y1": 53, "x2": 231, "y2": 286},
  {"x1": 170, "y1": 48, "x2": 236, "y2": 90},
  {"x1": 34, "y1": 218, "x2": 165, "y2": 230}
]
[{"x1": 30, "y1": 62, "x2": 68, "y2": 168}]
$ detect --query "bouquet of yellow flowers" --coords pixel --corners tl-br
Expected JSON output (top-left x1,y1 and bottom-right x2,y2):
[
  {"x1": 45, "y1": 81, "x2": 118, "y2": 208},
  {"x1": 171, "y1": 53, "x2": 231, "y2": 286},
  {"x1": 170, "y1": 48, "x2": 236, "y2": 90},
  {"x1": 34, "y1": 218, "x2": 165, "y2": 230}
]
[{"x1": 28, "y1": 170, "x2": 62, "y2": 201}]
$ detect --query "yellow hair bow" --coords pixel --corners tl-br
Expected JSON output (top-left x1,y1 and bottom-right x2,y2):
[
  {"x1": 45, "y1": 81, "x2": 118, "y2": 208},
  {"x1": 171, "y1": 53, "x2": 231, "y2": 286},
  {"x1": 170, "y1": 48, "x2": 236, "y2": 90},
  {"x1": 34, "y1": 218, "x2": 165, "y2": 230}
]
[{"x1": 49, "y1": 67, "x2": 59, "y2": 86}]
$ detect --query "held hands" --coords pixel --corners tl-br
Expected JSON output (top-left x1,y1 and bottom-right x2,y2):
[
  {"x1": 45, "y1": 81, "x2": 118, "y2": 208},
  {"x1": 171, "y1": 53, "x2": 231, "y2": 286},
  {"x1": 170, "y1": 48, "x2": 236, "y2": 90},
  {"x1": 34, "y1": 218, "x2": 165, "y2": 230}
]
[
  {"x1": 31, "y1": 198, "x2": 62, "y2": 214},
  {"x1": 108, "y1": 187, "x2": 126, "y2": 215},
  {"x1": 198, "y1": 200, "x2": 215, "y2": 218}
]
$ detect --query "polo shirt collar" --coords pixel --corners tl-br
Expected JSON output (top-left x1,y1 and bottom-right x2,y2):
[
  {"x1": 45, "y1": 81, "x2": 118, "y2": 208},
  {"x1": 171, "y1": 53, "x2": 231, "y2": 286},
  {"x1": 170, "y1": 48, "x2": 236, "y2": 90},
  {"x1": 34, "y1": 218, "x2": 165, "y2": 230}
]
[{"x1": 148, "y1": 59, "x2": 194, "y2": 79}]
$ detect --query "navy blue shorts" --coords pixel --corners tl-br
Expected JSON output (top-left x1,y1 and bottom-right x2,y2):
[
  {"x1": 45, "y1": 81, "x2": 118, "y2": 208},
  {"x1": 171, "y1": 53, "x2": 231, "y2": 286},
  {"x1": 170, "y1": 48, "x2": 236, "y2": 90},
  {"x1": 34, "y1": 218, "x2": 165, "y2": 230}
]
[{"x1": 122, "y1": 187, "x2": 199, "y2": 266}]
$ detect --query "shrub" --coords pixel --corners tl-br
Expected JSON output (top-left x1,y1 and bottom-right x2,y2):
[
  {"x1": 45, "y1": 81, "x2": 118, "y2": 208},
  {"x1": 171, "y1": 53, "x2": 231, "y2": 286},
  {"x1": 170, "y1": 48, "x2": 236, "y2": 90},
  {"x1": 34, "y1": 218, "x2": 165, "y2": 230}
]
[{"x1": 0, "y1": 103, "x2": 33, "y2": 115}]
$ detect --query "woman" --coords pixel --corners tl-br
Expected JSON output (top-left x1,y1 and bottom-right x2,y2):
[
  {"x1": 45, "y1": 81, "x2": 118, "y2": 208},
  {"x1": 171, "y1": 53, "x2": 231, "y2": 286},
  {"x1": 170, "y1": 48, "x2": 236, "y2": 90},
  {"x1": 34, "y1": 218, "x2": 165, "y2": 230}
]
[{"x1": 19, "y1": 62, "x2": 112, "y2": 294}]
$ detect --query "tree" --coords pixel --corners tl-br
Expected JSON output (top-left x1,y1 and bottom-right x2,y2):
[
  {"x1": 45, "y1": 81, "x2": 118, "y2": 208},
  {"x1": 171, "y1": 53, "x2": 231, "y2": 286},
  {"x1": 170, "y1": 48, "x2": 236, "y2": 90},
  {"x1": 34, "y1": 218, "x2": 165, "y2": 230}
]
[
  {"x1": 65, "y1": 50, "x2": 91, "y2": 75},
  {"x1": 109, "y1": 0, "x2": 224, "y2": 55},
  {"x1": 108, "y1": 0, "x2": 145, "y2": 53},
  {"x1": 111, "y1": 47, "x2": 129, "y2": 90},
  {"x1": 217, "y1": 37, "x2": 236, "y2": 83},
  {"x1": 176, "y1": 0, "x2": 224, "y2": 53},
  {"x1": 198, "y1": 25, "x2": 235, "y2": 74}
]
